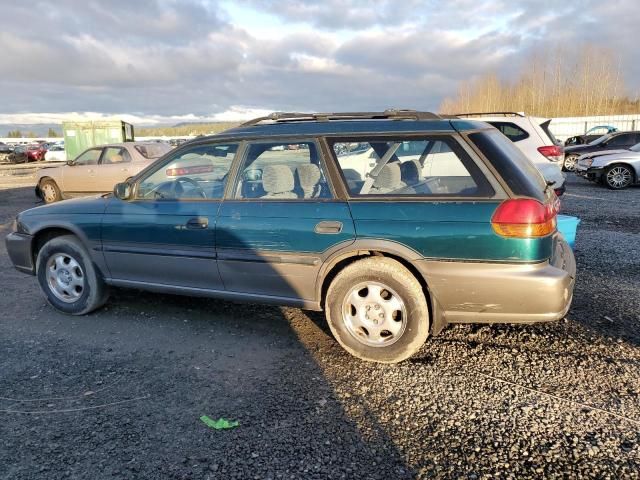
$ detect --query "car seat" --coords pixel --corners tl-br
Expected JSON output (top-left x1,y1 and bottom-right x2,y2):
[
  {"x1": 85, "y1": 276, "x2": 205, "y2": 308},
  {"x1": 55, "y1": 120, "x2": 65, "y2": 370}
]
[
  {"x1": 295, "y1": 164, "x2": 322, "y2": 198},
  {"x1": 400, "y1": 159, "x2": 422, "y2": 185},
  {"x1": 370, "y1": 163, "x2": 404, "y2": 194},
  {"x1": 261, "y1": 165, "x2": 298, "y2": 199}
]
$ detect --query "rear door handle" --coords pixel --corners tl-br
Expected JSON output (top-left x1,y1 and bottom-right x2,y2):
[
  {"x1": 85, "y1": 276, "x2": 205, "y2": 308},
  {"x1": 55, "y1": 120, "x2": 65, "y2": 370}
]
[
  {"x1": 315, "y1": 221, "x2": 343, "y2": 234},
  {"x1": 186, "y1": 217, "x2": 209, "y2": 229}
]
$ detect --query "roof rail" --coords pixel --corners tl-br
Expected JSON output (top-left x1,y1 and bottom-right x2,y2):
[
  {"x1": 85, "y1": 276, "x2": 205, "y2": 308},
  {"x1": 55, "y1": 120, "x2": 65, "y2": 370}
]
[
  {"x1": 240, "y1": 109, "x2": 442, "y2": 127},
  {"x1": 454, "y1": 112, "x2": 526, "y2": 118}
]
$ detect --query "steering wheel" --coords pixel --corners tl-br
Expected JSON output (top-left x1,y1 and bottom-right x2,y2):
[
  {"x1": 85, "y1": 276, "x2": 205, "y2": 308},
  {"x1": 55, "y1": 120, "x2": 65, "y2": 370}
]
[{"x1": 172, "y1": 177, "x2": 207, "y2": 199}]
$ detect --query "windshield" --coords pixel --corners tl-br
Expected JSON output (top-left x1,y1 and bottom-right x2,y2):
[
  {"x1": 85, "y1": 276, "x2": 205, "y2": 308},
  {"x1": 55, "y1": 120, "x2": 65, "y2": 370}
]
[
  {"x1": 135, "y1": 143, "x2": 171, "y2": 159},
  {"x1": 588, "y1": 134, "x2": 611, "y2": 146}
]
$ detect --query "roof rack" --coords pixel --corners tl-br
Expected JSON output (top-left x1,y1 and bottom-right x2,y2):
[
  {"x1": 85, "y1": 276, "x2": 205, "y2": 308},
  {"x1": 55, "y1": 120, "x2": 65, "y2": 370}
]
[
  {"x1": 454, "y1": 112, "x2": 526, "y2": 118},
  {"x1": 240, "y1": 109, "x2": 442, "y2": 127}
]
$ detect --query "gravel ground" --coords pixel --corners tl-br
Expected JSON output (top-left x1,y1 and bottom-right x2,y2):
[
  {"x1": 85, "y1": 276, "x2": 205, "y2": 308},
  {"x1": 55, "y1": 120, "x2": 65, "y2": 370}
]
[{"x1": 0, "y1": 175, "x2": 639, "y2": 479}]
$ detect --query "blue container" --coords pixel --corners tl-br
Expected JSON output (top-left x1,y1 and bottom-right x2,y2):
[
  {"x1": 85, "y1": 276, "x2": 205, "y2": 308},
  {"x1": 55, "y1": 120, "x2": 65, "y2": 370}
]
[{"x1": 557, "y1": 215, "x2": 580, "y2": 249}]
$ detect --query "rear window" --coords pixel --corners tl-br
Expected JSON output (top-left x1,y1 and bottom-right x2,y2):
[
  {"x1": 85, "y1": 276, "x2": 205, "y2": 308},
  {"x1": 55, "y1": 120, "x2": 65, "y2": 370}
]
[
  {"x1": 135, "y1": 143, "x2": 171, "y2": 159},
  {"x1": 469, "y1": 130, "x2": 547, "y2": 202}
]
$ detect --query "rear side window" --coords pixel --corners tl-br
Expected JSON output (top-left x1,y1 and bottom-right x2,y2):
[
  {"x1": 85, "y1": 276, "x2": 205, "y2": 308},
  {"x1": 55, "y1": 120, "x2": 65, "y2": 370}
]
[
  {"x1": 607, "y1": 133, "x2": 638, "y2": 146},
  {"x1": 469, "y1": 130, "x2": 546, "y2": 202},
  {"x1": 329, "y1": 136, "x2": 493, "y2": 197},
  {"x1": 489, "y1": 122, "x2": 530, "y2": 142},
  {"x1": 101, "y1": 147, "x2": 132, "y2": 164}
]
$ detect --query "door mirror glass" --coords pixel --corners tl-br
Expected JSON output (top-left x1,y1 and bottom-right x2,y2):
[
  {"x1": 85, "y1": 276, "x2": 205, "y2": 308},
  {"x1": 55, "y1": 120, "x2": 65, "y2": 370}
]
[{"x1": 114, "y1": 182, "x2": 132, "y2": 200}]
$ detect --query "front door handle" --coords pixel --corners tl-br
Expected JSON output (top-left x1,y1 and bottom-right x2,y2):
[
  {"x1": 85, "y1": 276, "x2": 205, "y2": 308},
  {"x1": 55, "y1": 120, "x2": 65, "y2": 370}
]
[
  {"x1": 186, "y1": 217, "x2": 209, "y2": 229},
  {"x1": 315, "y1": 221, "x2": 343, "y2": 234}
]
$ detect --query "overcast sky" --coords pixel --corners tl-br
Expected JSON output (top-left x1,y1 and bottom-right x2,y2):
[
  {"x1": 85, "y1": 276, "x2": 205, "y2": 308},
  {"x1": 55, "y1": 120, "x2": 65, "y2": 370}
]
[{"x1": 1, "y1": 0, "x2": 639, "y2": 124}]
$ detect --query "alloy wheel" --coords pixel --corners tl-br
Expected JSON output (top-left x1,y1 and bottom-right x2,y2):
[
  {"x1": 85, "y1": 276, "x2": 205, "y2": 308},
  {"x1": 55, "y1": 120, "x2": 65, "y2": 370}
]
[
  {"x1": 342, "y1": 281, "x2": 407, "y2": 347},
  {"x1": 46, "y1": 253, "x2": 85, "y2": 303},
  {"x1": 564, "y1": 155, "x2": 578, "y2": 172},
  {"x1": 606, "y1": 166, "x2": 633, "y2": 189}
]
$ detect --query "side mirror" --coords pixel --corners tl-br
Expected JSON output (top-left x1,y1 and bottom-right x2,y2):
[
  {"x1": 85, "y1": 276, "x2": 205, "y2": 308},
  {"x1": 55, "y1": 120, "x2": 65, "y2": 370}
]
[
  {"x1": 66, "y1": 160, "x2": 75, "y2": 166},
  {"x1": 114, "y1": 182, "x2": 132, "y2": 200}
]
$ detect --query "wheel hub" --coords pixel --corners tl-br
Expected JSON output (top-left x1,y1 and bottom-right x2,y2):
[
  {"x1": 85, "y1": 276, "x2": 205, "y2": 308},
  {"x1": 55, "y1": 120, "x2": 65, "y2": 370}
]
[
  {"x1": 57, "y1": 268, "x2": 72, "y2": 285},
  {"x1": 364, "y1": 303, "x2": 385, "y2": 324}
]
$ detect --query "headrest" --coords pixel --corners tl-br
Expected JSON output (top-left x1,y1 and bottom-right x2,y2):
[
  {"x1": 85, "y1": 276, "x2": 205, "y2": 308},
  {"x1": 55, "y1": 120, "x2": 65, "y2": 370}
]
[
  {"x1": 400, "y1": 159, "x2": 421, "y2": 182},
  {"x1": 296, "y1": 164, "x2": 321, "y2": 189},
  {"x1": 262, "y1": 165, "x2": 294, "y2": 194},
  {"x1": 373, "y1": 163, "x2": 401, "y2": 190}
]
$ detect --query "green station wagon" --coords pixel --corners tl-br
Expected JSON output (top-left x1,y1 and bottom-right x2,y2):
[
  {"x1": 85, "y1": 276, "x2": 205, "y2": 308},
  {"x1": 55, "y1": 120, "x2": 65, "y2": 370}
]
[{"x1": 6, "y1": 111, "x2": 576, "y2": 363}]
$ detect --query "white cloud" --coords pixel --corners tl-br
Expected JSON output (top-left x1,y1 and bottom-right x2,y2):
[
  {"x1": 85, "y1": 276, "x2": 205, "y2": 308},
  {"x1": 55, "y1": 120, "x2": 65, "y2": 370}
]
[
  {"x1": 0, "y1": 107, "x2": 274, "y2": 126},
  {"x1": 0, "y1": 0, "x2": 638, "y2": 122}
]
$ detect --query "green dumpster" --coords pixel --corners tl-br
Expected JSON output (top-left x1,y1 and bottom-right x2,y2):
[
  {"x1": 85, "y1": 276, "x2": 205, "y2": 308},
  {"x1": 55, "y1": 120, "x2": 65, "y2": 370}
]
[{"x1": 62, "y1": 120, "x2": 134, "y2": 160}]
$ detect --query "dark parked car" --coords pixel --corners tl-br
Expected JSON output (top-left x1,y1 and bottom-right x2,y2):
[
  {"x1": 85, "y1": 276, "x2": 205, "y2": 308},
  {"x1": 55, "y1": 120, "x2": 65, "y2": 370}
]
[
  {"x1": 564, "y1": 125, "x2": 618, "y2": 147},
  {"x1": 7, "y1": 145, "x2": 29, "y2": 164},
  {"x1": 563, "y1": 131, "x2": 640, "y2": 172},
  {"x1": 5, "y1": 111, "x2": 575, "y2": 363}
]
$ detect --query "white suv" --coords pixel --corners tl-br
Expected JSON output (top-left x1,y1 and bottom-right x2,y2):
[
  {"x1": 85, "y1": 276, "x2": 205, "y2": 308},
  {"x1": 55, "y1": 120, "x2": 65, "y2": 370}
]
[{"x1": 457, "y1": 113, "x2": 566, "y2": 194}]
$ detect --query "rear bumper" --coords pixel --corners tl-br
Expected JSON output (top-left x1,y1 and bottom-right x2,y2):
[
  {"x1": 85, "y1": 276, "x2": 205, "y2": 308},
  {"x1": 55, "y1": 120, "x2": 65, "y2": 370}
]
[
  {"x1": 416, "y1": 236, "x2": 576, "y2": 324},
  {"x1": 5, "y1": 232, "x2": 35, "y2": 275}
]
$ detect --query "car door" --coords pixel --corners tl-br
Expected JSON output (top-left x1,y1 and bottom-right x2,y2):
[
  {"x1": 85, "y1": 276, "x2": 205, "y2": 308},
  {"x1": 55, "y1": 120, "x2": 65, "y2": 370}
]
[
  {"x1": 95, "y1": 146, "x2": 136, "y2": 193},
  {"x1": 101, "y1": 142, "x2": 239, "y2": 290},
  {"x1": 62, "y1": 147, "x2": 103, "y2": 194},
  {"x1": 216, "y1": 139, "x2": 356, "y2": 302}
]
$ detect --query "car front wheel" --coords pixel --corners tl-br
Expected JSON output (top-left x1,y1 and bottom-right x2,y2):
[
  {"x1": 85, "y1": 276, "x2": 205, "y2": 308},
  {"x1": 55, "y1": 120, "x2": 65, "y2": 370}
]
[
  {"x1": 604, "y1": 164, "x2": 634, "y2": 189},
  {"x1": 36, "y1": 235, "x2": 109, "y2": 315},
  {"x1": 39, "y1": 179, "x2": 62, "y2": 203},
  {"x1": 326, "y1": 257, "x2": 429, "y2": 363}
]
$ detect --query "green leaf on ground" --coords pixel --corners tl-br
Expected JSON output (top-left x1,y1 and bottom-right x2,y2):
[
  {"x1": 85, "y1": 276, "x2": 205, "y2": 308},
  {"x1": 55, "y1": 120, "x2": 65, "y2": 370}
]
[{"x1": 200, "y1": 415, "x2": 239, "y2": 430}]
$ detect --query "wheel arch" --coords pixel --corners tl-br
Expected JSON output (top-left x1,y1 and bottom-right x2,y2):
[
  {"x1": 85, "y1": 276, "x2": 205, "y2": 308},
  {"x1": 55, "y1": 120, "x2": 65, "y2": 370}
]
[{"x1": 317, "y1": 240, "x2": 447, "y2": 335}]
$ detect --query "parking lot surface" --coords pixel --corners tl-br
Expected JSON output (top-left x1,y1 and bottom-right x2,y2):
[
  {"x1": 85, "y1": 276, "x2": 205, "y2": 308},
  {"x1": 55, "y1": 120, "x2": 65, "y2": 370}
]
[{"x1": 1, "y1": 176, "x2": 639, "y2": 479}]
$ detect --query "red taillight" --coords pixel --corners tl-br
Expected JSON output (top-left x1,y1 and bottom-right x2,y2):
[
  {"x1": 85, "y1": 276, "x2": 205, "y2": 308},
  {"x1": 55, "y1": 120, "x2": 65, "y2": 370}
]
[
  {"x1": 491, "y1": 198, "x2": 557, "y2": 238},
  {"x1": 537, "y1": 145, "x2": 563, "y2": 161}
]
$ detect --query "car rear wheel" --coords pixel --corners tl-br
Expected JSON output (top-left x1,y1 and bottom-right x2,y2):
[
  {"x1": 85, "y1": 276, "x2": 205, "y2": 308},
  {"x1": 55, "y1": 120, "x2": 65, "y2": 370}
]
[
  {"x1": 563, "y1": 155, "x2": 579, "y2": 172},
  {"x1": 36, "y1": 235, "x2": 109, "y2": 315},
  {"x1": 40, "y1": 179, "x2": 61, "y2": 203},
  {"x1": 326, "y1": 257, "x2": 429, "y2": 363},
  {"x1": 604, "y1": 164, "x2": 634, "y2": 189}
]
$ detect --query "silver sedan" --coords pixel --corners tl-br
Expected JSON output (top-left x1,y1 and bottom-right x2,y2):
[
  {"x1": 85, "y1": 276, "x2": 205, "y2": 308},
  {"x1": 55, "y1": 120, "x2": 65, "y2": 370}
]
[
  {"x1": 36, "y1": 142, "x2": 172, "y2": 203},
  {"x1": 575, "y1": 143, "x2": 640, "y2": 189}
]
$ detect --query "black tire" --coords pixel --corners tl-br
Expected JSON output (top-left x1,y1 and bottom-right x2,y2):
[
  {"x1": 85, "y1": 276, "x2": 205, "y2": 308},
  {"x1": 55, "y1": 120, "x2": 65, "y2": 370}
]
[
  {"x1": 604, "y1": 164, "x2": 634, "y2": 190},
  {"x1": 39, "y1": 178, "x2": 62, "y2": 203},
  {"x1": 36, "y1": 235, "x2": 109, "y2": 315},
  {"x1": 325, "y1": 257, "x2": 429, "y2": 363}
]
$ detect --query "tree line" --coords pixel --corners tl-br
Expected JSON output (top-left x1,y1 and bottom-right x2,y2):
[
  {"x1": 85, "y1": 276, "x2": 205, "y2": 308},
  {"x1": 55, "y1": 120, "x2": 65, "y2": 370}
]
[
  {"x1": 439, "y1": 46, "x2": 640, "y2": 117},
  {"x1": 6, "y1": 128, "x2": 59, "y2": 138}
]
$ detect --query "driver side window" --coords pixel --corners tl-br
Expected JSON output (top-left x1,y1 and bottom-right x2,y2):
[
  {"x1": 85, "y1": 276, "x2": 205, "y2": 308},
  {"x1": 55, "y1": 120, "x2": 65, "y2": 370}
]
[
  {"x1": 136, "y1": 143, "x2": 238, "y2": 200},
  {"x1": 74, "y1": 148, "x2": 102, "y2": 166}
]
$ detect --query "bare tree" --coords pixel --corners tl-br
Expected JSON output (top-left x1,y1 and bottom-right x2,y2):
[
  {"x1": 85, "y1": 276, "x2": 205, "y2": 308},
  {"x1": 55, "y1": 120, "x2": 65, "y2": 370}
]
[{"x1": 440, "y1": 44, "x2": 638, "y2": 117}]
